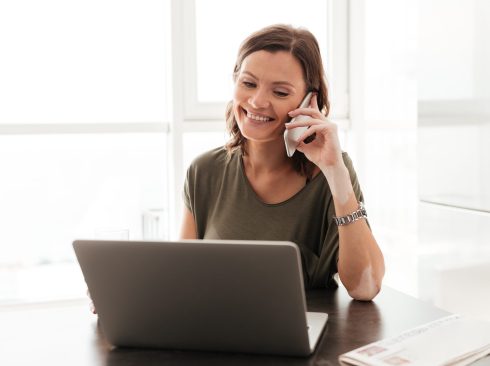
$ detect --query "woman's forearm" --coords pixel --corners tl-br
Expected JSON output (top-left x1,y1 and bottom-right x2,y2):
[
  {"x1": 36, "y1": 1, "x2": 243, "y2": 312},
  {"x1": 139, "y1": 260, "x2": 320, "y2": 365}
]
[{"x1": 323, "y1": 164, "x2": 385, "y2": 301}]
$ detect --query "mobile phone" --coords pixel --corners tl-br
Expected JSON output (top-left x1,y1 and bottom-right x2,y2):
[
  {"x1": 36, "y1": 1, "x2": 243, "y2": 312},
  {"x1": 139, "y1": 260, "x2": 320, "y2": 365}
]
[{"x1": 283, "y1": 91, "x2": 313, "y2": 157}]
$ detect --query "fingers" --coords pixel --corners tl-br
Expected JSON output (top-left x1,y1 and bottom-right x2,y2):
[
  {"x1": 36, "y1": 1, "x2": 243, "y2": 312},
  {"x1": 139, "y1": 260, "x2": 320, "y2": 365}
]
[
  {"x1": 285, "y1": 113, "x2": 335, "y2": 131},
  {"x1": 288, "y1": 107, "x2": 324, "y2": 120},
  {"x1": 295, "y1": 124, "x2": 324, "y2": 143},
  {"x1": 296, "y1": 122, "x2": 339, "y2": 143},
  {"x1": 285, "y1": 117, "x2": 326, "y2": 129},
  {"x1": 289, "y1": 93, "x2": 323, "y2": 120}
]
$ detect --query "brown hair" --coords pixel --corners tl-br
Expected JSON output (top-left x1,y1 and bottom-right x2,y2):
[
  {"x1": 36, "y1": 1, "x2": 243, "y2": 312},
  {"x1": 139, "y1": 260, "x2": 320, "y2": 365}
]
[{"x1": 225, "y1": 24, "x2": 330, "y2": 179}]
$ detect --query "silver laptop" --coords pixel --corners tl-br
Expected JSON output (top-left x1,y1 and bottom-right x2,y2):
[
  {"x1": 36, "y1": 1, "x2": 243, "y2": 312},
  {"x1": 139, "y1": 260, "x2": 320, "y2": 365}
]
[{"x1": 73, "y1": 239, "x2": 328, "y2": 356}]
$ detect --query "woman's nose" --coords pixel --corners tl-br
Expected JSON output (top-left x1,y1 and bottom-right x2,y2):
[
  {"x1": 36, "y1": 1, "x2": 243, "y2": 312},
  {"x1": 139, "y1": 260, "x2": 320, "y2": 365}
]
[{"x1": 248, "y1": 89, "x2": 270, "y2": 109}]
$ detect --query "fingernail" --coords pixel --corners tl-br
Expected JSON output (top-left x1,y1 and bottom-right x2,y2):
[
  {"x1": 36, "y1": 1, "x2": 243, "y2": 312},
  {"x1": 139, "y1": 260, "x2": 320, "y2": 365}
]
[{"x1": 288, "y1": 111, "x2": 294, "y2": 116}]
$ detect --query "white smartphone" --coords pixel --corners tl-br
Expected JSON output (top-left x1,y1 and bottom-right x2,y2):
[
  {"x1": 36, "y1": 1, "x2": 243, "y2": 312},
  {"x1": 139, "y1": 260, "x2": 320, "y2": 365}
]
[{"x1": 283, "y1": 91, "x2": 313, "y2": 157}]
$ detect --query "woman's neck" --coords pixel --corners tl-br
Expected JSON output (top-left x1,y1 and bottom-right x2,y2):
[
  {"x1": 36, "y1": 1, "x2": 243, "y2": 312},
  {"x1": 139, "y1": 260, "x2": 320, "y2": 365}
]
[{"x1": 242, "y1": 139, "x2": 292, "y2": 175}]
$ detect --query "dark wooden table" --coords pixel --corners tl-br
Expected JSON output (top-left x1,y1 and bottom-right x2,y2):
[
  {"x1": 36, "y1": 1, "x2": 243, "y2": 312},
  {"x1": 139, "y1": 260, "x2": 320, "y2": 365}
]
[{"x1": 1, "y1": 286, "x2": 489, "y2": 365}]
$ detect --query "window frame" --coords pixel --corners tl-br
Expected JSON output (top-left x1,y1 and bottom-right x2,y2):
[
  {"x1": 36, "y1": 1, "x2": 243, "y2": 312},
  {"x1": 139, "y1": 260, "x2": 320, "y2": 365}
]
[{"x1": 179, "y1": 0, "x2": 350, "y2": 124}]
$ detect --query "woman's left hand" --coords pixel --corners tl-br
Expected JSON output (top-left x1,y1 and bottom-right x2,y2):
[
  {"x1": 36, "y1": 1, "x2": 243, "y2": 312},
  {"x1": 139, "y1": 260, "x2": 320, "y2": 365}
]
[{"x1": 285, "y1": 93, "x2": 343, "y2": 171}]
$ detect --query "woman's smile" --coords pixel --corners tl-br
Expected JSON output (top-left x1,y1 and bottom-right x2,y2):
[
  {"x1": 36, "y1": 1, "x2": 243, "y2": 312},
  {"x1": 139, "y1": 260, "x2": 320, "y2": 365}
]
[
  {"x1": 242, "y1": 107, "x2": 275, "y2": 123},
  {"x1": 233, "y1": 50, "x2": 306, "y2": 141}
]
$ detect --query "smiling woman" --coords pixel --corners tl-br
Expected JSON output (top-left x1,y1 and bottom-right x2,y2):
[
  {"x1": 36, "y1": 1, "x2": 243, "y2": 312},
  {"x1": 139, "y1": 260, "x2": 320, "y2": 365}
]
[
  {"x1": 233, "y1": 51, "x2": 306, "y2": 140},
  {"x1": 180, "y1": 24, "x2": 385, "y2": 301},
  {"x1": 226, "y1": 25, "x2": 329, "y2": 182}
]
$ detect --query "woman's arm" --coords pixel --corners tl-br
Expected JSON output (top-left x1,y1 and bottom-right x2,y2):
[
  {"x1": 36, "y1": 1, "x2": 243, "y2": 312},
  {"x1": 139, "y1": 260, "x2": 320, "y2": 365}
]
[
  {"x1": 287, "y1": 94, "x2": 385, "y2": 301},
  {"x1": 180, "y1": 206, "x2": 198, "y2": 239},
  {"x1": 324, "y1": 164, "x2": 385, "y2": 301}
]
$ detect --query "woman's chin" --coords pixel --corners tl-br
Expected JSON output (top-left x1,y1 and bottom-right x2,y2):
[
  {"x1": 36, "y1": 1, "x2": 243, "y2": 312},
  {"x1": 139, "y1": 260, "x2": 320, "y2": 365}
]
[{"x1": 240, "y1": 128, "x2": 284, "y2": 144}]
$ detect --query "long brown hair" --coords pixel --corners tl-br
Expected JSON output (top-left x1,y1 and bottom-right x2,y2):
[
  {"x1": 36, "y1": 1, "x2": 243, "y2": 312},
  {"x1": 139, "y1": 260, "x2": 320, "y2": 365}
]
[{"x1": 225, "y1": 24, "x2": 330, "y2": 179}]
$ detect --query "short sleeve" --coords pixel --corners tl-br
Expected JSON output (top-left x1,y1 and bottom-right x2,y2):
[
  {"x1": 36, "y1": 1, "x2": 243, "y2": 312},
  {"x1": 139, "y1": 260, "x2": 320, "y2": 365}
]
[
  {"x1": 342, "y1": 153, "x2": 370, "y2": 229},
  {"x1": 342, "y1": 152, "x2": 364, "y2": 203},
  {"x1": 182, "y1": 165, "x2": 193, "y2": 213}
]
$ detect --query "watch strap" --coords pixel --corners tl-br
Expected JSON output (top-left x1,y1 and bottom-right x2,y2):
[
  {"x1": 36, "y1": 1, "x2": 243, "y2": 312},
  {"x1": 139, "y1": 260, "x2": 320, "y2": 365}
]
[{"x1": 333, "y1": 202, "x2": 367, "y2": 226}]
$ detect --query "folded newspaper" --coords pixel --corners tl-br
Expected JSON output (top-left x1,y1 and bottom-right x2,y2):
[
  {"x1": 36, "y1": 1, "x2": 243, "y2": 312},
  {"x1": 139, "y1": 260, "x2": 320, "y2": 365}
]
[{"x1": 339, "y1": 314, "x2": 490, "y2": 366}]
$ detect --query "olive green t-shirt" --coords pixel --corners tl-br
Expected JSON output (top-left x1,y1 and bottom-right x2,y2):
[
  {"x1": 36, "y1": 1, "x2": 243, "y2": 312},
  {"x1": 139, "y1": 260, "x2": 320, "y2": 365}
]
[{"x1": 183, "y1": 147, "x2": 365, "y2": 289}]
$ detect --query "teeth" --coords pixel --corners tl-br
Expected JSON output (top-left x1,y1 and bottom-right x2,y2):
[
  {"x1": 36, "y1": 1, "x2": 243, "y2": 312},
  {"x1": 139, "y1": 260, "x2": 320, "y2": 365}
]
[{"x1": 247, "y1": 111, "x2": 271, "y2": 122}]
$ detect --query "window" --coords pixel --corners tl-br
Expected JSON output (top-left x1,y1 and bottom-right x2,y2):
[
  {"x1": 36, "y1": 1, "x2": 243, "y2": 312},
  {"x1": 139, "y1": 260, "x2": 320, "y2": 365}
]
[
  {"x1": 0, "y1": 0, "x2": 169, "y2": 125},
  {"x1": 418, "y1": 0, "x2": 490, "y2": 212},
  {"x1": 0, "y1": 0, "x2": 349, "y2": 303},
  {"x1": 180, "y1": 0, "x2": 348, "y2": 121},
  {"x1": 0, "y1": 0, "x2": 171, "y2": 303},
  {"x1": 0, "y1": 133, "x2": 169, "y2": 302}
]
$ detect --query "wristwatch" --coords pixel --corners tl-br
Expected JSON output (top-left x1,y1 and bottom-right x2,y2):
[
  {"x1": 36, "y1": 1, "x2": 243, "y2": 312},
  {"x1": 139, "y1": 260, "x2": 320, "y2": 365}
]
[{"x1": 333, "y1": 202, "x2": 367, "y2": 226}]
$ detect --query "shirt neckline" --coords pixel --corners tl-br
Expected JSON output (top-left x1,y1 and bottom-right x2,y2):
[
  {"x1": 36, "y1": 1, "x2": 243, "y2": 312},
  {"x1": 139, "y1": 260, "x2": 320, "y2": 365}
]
[{"x1": 237, "y1": 152, "x2": 323, "y2": 207}]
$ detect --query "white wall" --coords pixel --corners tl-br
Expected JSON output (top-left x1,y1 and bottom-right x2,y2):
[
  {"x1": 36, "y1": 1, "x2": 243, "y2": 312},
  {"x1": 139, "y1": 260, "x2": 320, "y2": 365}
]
[{"x1": 416, "y1": 0, "x2": 490, "y2": 320}]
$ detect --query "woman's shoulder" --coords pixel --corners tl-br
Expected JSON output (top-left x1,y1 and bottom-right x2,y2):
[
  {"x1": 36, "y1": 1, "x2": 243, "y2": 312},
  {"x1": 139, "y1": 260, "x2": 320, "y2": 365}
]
[
  {"x1": 188, "y1": 146, "x2": 237, "y2": 172},
  {"x1": 340, "y1": 151, "x2": 363, "y2": 196},
  {"x1": 341, "y1": 151, "x2": 359, "y2": 176}
]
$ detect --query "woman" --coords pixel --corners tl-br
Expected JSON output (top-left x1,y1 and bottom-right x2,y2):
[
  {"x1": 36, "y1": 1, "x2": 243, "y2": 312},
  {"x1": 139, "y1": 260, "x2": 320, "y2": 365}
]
[{"x1": 180, "y1": 24, "x2": 384, "y2": 300}]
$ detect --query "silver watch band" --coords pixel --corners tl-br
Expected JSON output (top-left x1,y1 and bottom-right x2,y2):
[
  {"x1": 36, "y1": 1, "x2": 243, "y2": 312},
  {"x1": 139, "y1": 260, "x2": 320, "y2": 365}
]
[{"x1": 333, "y1": 202, "x2": 367, "y2": 226}]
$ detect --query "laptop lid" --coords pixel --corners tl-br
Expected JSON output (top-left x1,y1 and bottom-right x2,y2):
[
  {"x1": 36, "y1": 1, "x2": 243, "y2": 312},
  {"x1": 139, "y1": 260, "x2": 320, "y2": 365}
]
[{"x1": 73, "y1": 239, "x2": 327, "y2": 356}]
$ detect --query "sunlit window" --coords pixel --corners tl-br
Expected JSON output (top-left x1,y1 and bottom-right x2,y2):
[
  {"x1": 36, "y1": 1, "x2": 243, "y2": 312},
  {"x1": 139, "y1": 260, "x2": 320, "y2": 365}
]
[
  {"x1": 0, "y1": 0, "x2": 170, "y2": 303},
  {"x1": 194, "y1": 0, "x2": 329, "y2": 103},
  {"x1": 0, "y1": 0, "x2": 348, "y2": 304},
  {"x1": 0, "y1": 0, "x2": 169, "y2": 124},
  {"x1": 0, "y1": 133, "x2": 168, "y2": 302}
]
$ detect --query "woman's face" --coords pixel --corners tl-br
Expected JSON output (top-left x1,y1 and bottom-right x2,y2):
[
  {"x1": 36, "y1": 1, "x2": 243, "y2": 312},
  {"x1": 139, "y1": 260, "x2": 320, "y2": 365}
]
[{"x1": 233, "y1": 50, "x2": 307, "y2": 144}]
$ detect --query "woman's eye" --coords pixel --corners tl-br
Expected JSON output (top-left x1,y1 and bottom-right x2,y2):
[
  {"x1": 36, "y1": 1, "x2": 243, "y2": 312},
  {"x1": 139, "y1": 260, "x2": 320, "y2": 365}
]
[
  {"x1": 274, "y1": 91, "x2": 289, "y2": 97},
  {"x1": 242, "y1": 81, "x2": 256, "y2": 88}
]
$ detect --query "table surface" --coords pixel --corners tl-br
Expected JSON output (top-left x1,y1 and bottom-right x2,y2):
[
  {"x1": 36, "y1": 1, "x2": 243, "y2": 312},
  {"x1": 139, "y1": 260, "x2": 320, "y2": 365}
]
[{"x1": 1, "y1": 286, "x2": 489, "y2": 366}]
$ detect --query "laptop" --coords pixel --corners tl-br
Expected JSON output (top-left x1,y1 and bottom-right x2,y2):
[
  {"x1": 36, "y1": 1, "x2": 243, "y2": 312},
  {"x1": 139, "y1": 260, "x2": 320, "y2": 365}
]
[{"x1": 73, "y1": 239, "x2": 328, "y2": 356}]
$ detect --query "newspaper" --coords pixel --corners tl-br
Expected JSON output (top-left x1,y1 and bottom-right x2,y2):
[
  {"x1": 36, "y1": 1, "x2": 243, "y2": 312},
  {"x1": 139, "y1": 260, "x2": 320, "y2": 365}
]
[{"x1": 339, "y1": 314, "x2": 490, "y2": 366}]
